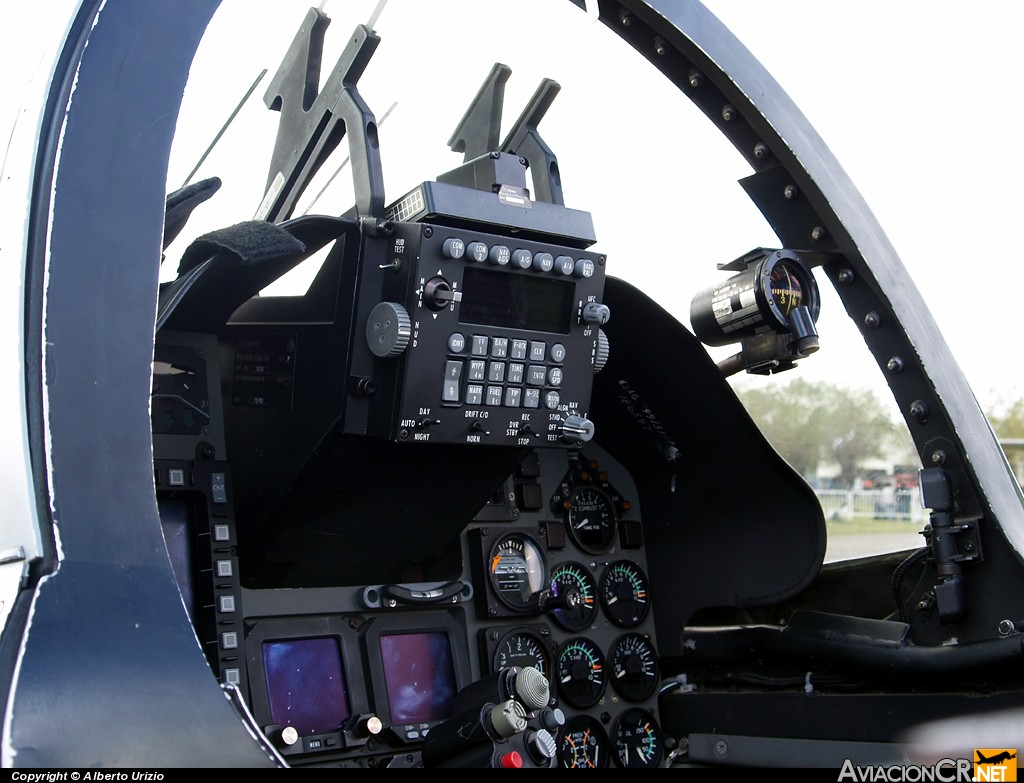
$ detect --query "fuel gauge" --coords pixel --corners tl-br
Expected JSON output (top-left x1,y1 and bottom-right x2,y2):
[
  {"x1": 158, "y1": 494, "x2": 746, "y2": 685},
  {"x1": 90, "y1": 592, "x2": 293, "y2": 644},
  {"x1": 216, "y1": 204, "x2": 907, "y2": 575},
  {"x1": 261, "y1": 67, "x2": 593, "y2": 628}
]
[{"x1": 564, "y1": 486, "x2": 617, "y2": 554}]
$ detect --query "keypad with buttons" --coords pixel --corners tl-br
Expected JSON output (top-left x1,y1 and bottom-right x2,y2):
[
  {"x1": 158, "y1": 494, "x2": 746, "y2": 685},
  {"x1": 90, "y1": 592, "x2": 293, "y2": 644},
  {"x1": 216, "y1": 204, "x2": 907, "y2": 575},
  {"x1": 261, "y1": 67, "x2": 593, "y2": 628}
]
[{"x1": 443, "y1": 333, "x2": 567, "y2": 410}]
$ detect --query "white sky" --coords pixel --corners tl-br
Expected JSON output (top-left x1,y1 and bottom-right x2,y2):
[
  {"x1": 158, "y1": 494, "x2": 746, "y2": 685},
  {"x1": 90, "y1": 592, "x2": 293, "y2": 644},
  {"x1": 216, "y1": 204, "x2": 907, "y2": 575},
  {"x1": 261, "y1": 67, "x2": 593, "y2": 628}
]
[{"x1": 3, "y1": 1, "x2": 1022, "y2": 416}]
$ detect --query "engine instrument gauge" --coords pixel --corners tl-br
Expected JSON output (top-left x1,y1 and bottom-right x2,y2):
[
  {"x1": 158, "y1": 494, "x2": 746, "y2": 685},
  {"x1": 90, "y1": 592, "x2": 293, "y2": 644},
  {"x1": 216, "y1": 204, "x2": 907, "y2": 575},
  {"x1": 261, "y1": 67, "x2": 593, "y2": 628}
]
[
  {"x1": 556, "y1": 637, "x2": 607, "y2": 709},
  {"x1": 609, "y1": 633, "x2": 658, "y2": 702},
  {"x1": 557, "y1": 715, "x2": 609, "y2": 769},
  {"x1": 549, "y1": 562, "x2": 597, "y2": 632},
  {"x1": 492, "y1": 628, "x2": 552, "y2": 682},
  {"x1": 599, "y1": 561, "x2": 651, "y2": 628},
  {"x1": 488, "y1": 532, "x2": 546, "y2": 612},
  {"x1": 613, "y1": 708, "x2": 662, "y2": 769},
  {"x1": 564, "y1": 486, "x2": 617, "y2": 554}
]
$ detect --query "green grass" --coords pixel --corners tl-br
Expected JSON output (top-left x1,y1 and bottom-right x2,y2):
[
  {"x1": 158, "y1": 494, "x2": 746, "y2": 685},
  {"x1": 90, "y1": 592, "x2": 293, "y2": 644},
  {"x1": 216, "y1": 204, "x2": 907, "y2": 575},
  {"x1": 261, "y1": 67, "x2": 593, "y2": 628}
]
[{"x1": 825, "y1": 515, "x2": 923, "y2": 535}]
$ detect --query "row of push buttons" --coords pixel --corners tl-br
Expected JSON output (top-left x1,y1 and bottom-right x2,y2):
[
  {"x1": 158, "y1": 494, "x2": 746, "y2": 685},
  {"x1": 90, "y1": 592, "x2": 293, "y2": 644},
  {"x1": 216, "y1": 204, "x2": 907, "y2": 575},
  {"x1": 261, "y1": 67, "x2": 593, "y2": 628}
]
[
  {"x1": 447, "y1": 333, "x2": 565, "y2": 363},
  {"x1": 443, "y1": 333, "x2": 566, "y2": 409},
  {"x1": 441, "y1": 237, "x2": 595, "y2": 279}
]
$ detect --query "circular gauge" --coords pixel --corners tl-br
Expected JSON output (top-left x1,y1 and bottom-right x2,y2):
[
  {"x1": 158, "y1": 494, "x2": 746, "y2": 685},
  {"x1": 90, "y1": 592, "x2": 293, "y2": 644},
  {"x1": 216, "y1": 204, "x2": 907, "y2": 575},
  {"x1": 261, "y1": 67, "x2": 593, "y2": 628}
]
[
  {"x1": 564, "y1": 486, "x2": 617, "y2": 554},
  {"x1": 609, "y1": 633, "x2": 659, "y2": 702},
  {"x1": 599, "y1": 561, "x2": 651, "y2": 628},
  {"x1": 769, "y1": 259, "x2": 806, "y2": 318},
  {"x1": 691, "y1": 250, "x2": 820, "y2": 346},
  {"x1": 492, "y1": 628, "x2": 552, "y2": 682},
  {"x1": 557, "y1": 715, "x2": 609, "y2": 769},
  {"x1": 549, "y1": 562, "x2": 597, "y2": 632},
  {"x1": 556, "y1": 637, "x2": 607, "y2": 709},
  {"x1": 613, "y1": 708, "x2": 662, "y2": 768},
  {"x1": 488, "y1": 532, "x2": 547, "y2": 612}
]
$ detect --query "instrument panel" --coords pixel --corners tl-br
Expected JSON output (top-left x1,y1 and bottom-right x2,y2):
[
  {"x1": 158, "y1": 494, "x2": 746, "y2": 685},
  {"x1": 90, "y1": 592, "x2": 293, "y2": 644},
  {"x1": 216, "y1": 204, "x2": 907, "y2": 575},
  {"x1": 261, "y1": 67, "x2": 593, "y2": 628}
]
[{"x1": 152, "y1": 329, "x2": 659, "y2": 767}]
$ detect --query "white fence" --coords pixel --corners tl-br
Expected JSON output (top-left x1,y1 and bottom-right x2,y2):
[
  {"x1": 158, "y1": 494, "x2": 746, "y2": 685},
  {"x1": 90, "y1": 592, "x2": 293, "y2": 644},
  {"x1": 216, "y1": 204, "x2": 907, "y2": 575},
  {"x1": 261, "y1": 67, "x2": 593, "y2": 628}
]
[{"x1": 814, "y1": 487, "x2": 927, "y2": 524}]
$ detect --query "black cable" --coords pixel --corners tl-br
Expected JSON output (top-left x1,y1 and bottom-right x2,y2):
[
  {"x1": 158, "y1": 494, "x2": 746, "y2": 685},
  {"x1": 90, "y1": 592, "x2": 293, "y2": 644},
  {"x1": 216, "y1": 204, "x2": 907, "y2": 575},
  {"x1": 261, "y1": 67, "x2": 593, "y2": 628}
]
[{"x1": 891, "y1": 546, "x2": 931, "y2": 623}]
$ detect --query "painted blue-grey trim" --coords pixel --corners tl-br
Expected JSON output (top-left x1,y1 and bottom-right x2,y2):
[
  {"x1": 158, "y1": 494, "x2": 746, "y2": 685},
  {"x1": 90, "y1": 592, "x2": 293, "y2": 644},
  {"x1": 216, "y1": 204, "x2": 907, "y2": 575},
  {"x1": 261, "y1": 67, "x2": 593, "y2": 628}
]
[{"x1": 7, "y1": 0, "x2": 275, "y2": 767}]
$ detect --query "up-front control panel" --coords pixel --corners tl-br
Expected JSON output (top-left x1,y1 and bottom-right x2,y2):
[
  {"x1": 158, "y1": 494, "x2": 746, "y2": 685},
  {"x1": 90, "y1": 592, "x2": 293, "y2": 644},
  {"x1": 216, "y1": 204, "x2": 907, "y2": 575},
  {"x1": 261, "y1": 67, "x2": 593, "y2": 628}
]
[{"x1": 362, "y1": 223, "x2": 610, "y2": 447}]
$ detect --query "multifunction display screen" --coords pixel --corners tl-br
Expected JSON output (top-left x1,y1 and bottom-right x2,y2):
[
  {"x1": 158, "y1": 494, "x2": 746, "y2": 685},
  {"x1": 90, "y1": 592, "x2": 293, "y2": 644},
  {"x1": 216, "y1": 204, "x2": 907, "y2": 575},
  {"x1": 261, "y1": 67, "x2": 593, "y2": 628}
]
[{"x1": 459, "y1": 267, "x2": 573, "y2": 334}]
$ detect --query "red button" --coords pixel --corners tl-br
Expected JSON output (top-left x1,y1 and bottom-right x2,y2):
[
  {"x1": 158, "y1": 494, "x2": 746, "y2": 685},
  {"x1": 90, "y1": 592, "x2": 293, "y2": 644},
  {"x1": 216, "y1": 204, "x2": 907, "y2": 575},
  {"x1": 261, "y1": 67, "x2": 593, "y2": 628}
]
[{"x1": 499, "y1": 751, "x2": 523, "y2": 769}]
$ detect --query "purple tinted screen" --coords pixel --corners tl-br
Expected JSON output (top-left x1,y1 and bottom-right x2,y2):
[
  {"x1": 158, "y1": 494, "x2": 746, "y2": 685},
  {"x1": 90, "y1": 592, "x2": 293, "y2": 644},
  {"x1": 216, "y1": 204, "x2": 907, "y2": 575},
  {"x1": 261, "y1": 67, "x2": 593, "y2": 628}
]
[
  {"x1": 262, "y1": 637, "x2": 350, "y2": 735},
  {"x1": 379, "y1": 631, "x2": 457, "y2": 724}
]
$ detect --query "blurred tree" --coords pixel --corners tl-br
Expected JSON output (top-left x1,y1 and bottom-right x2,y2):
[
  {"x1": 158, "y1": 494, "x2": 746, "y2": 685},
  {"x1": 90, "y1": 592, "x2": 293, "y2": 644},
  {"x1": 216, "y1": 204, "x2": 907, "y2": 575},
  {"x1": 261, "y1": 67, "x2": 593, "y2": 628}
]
[
  {"x1": 985, "y1": 397, "x2": 1024, "y2": 482},
  {"x1": 987, "y1": 398, "x2": 1024, "y2": 438},
  {"x1": 735, "y1": 378, "x2": 913, "y2": 487}
]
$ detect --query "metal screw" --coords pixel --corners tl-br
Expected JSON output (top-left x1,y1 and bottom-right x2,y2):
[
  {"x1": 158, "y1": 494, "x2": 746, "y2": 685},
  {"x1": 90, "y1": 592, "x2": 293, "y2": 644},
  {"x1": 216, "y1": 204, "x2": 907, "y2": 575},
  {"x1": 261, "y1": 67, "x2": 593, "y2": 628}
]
[
  {"x1": 399, "y1": 428, "x2": 409, "y2": 439},
  {"x1": 488, "y1": 606, "x2": 498, "y2": 617},
  {"x1": 886, "y1": 357, "x2": 904, "y2": 373},
  {"x1": 619, "y1": 9, "x2": 632, "y2": 25},
  {"x1": 654, "y1": 36, "x2": 669, "y2": 55},
  {"x1": 810, "y1": 225, "x2": 826, "y2": 241},
  {"x1": 931, "y1": 450, "x2": 947, "y2": 465},
  {"x1": 714, "y1": 739, "x2": 728, "y2": 757},
  {"x1": 423, "y1": 225, "x2": 433, "y2": 238},
  {"x1": 837, "y1": 268, "x2": 855, "y2": 284},
  {"x1": 490, "y1": 151, "x2": 500, "y2": 159},
  {"x1": 753, "y1": 142, "x2": 769, "y2": 160},
  {"x1": 688, "y1": 69, "x2": 704, "y2": 88},
  {"x1": 864, "y1": 311, "x2": 881, "y2": 328},
  {"x1": 721, "y1": 104, "x2": 736, "y2": 122},
  {"x1": 783, "y1": 184, "x2": 798, "y2": 200},
  {"x1": 998, "y1": 619, "x2": 1016, "y2": 636},
  {"x1": 910, "y1": 400, "x2": 929, "y2": 422},
  {"x1": 385, "y1": 598, "x2": 397, "y2": 608}
]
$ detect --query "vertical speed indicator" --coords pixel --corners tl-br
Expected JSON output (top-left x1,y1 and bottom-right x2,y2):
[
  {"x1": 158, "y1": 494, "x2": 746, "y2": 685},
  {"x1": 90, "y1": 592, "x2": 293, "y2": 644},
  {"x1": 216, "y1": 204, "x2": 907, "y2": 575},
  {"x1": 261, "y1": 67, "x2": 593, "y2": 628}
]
[{"x1": 492, "y1": 628, "x2": 552, "y2": 682}]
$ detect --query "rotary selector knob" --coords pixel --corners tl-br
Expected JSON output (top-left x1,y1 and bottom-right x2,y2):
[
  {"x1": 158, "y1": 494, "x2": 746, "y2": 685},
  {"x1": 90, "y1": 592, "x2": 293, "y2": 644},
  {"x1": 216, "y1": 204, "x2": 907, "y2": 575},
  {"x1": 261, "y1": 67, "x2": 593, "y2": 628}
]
[
  {"x1": 273, "y1": 725, "x2": 299, "y2": 748},
  {"x1": 582, "y1": 302, "x2": 611, "y2": 326},
  {"x1": 594, "y1": 329, "x2": 609, "y2": 373},
  {"x1": 526, "y1": 729, "x2": 558, "y2": 762},
  {"x1": 366, "y1": 302, "x2": 412, "y2": 358},
  {"x1": 559, "y1": 414, "x2": 595, "y2": 444},
  {"x1": 424, "y1": 276, "x2": 462, "y2": 311}
]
